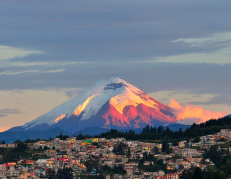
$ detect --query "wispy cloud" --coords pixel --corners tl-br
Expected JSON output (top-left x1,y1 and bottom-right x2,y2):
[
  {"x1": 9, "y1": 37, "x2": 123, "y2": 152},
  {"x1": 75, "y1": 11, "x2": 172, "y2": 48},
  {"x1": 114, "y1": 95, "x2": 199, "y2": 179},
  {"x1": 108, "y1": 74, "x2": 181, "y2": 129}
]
[
  {"x1": 0, "y1": 45, "x2": 44, "y2": 61},
  {"x1": 172, "y1": 32, "x2": 231, "y2": 47},
  {"x1": 66, "y1": 89, "x2": 83, "y2": 98},
  {"x1": 0, "y1": 69, "x2": 64, "y2": 75},
  {"x1": 0, "y1": 61, "x2": 98, "y2": 68},
  {"x1": 0, "y1": 108, "x2": 25, "y2": 119},
  {"x1": 0, "y1": 108, "x2": 24, "y2": 114},
  {"x1": 152, "y1": 47, "x2": 231, "y2": 64}
]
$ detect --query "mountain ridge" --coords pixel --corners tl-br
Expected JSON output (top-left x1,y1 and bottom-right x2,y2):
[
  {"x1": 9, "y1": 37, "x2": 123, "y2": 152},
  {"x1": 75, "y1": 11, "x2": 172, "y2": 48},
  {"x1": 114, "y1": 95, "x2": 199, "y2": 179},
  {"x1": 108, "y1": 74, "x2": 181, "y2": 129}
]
[{"x1": 11, "y1": 77, "x2": 177, "y2": 132}]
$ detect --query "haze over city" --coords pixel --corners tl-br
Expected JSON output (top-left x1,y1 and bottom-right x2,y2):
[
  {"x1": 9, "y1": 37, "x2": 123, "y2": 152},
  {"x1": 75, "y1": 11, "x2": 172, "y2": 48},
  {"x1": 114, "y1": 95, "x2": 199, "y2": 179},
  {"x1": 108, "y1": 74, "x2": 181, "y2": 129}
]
[{"x1": 1, "y1": 0, "x2": 231, "y2": 132}]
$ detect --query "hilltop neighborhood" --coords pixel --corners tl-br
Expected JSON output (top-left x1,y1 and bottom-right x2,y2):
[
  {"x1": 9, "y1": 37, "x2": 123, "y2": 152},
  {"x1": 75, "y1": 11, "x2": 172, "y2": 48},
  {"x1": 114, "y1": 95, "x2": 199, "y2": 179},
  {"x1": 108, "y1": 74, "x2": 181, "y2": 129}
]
[{"x1": 0, "y1": 129, "x2": 231, "y2": 179}]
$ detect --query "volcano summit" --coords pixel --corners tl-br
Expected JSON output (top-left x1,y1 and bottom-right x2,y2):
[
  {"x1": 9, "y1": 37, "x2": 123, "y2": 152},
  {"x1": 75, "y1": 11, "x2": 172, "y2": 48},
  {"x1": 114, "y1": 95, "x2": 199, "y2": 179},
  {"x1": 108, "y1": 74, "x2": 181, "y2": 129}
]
[{"x1": 17, "y1": 78, "x2": 177, "y2": 132}]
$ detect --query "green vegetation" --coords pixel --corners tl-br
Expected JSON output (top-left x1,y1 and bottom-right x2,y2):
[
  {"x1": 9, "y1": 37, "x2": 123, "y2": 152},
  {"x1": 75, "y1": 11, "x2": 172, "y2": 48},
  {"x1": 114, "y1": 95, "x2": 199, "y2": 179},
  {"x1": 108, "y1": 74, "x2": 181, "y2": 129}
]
[
  {"x1": 101, "y1": 165, "x2": 126, "y2": 175},
  {"x1": 171, "y1": 156, "x2": 181, "y2": 160},
  {"x1": 112, "y1": 142, "x2": 127, "y2": 155},
  {"x1": 0, "y1": 140, "x2": 48, "y2": 163},
  {"x1": 191, "y1": 146, "x2": 202, "y2": 150},
  {"x1": 138, "y1": 152, "x2": 169, "y2": 173},
  {"x1": 181, "y1": 167, "x2": 226, "y2": 179},
  {"x1": 32, "y1": 155, "x2": 48, "y2": 160},
  {"x1": 56, "y1": 167, "x2": 73, "y2": 179},
  {"x1": 78, "y1": 174, "x2": 104, "y2": 179},
  {"x1": 127, "y1": 147, "x2": 131, "y2": 158},
  {"x1": 128, "y1": 159, "x2": 139, "y2": 162},
  {"x1": 0, "y1": 140, "x2": 28, "y2": 163},
  {"x1": 0, "y1": 140, "x2": 6, "y2": 144},
  {"x1": 24, "y1": 138, "x2": 41, "y2": 143},
  {"x1": 193, "y1": 136, "x2": 200, "y2": 143},
  {"x1": 182, "y1": 145, "x2": 231, "y2": 179},
  {"x1": 217, "y1": 141, "x2": 231, "y2": 148},
  {"x1": 96, "y1": 116, "x2": 231, "y2": 143},
  {"x1": 84, "y1": 158, "x2": 100, "y2": 173},
  {"x1": 56, "y1": 132, "x2": 71, "y2": 140}
]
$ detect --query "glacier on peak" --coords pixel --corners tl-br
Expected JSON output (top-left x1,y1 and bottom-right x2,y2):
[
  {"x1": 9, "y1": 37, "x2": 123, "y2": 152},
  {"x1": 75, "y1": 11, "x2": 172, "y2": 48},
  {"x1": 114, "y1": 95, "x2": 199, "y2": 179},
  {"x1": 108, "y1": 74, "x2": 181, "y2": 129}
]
[{"x1": 22, "y1": 77, "x2": 175, "y2": 131}]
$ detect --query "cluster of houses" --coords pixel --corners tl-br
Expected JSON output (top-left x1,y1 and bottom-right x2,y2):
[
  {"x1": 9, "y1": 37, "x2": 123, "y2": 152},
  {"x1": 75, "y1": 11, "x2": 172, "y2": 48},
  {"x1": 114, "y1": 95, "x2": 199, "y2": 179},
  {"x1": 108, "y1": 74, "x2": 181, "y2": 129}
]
[{"x1": 0, "y1": 129, "x2": 231, "y2": 179}]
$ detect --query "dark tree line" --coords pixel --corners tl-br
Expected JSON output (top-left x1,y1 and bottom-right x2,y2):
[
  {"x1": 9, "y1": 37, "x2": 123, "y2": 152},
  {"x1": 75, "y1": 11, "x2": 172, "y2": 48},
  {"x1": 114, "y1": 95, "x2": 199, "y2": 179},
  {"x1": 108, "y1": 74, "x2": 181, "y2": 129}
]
[
  {"x1": 17, "y1": 116, "x2": 231, "y2": 147},
  {"x1": 0, "y1": 140, "x2": 5, "y2": 144},
  {"x1": 56, "y1": 167, "x2": 73, "y2": 179},
  {"x1": 142, "y1": 125, "x2": 167, "y2": 134},
  {"x1": 96, "y1": 116, "x2": 231, "y2": 143}
]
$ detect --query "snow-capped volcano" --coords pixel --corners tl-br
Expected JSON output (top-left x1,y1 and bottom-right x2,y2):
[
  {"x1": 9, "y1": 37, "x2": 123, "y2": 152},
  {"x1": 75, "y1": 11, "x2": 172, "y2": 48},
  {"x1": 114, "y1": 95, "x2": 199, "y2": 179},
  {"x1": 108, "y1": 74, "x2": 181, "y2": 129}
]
[{"x1": 21, "y1": 77, "x2": 176, "y2": 132}]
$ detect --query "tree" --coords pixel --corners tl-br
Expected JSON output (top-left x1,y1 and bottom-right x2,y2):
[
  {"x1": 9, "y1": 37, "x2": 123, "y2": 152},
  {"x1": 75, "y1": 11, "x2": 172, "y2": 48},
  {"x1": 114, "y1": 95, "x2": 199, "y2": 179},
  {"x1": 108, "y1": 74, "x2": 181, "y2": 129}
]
[
  {"x1": 193, "y1": 167, "x2": 202, "y2": 179},
  {"x1": 24, "y1": 139, "x2": 32, "y2": 143},
  {"x1": 139, "y1": 158, "x2": 145, "y2": 165},
  {"x1": 190, "y1": 123, "x2": 197, "y2": 129},
  {"x1": 153, "y1": 126, "x2": 157, "y2": 133},
  {"x1": 56, "y1": 167, "x2": 73, "y2": 179},
  {"x1": 14, "y1": 140, "x2": 27, "y2": 152},
  {"x1": 204, "y1": 145, "x2": 221, "y2": 167},
  {"x1": 85, "y1": 158, "x2": 100, "y2": 173},
  {"x1": 113, "y1": 142, "x2": 126, "y2": 155},
  {"x1": 77, "y1": 132, "x2": 84, "y2": 140},
  {"x1": 113, "y1": 164, "x2": 126, "y2": 174},
  {"x1": 52, "y1": 146, "x2": 56, "y2": 150},
  {"x1": 157, "y1": 126, "x2": 162, "y2": 133},
  {"x1": 127, "y1": 147, "x2": 131, "y2": 158},
  {"x1": 153, "y1": 146, "x2": 159, "y2": 154},
  {"x1": 217, "y1": 170, "x2": 225, "y2": 179},
  {"x1": 62, "y1": 135, "x2": 70, "y2": 140},
  {"x1": 150, "y1": 126, "x2": 154, "y2": 133},
  {"x1": 161, "y1": 126, "x2": 164, "y2": 132},
  {"x1": 2, "y1": 140, "x2": 5, "y2": 144},
  {"x1": 101, "y1": 164, "x2": 109, "y2": 171},
  {"x1": 162, "y1": 141, "x2": 170, "y2": 154},
  {"x1": 179, "y1": 164, "x2": 184, "y2": 170},
  {"x1": 194, "y1": 136, "x2": 200, "y2": 143},
  {"x1": 47, "y1": 168, "x2": 55, "y2": 179},
  {"x1": 56, "y1": 132, "x2": 64, "y2": 140},
  {"x1": 166, "y1": 127, "x2": 170, "y2": 132},
  {"x1": 145, "y1": 125, "x2": 150, "y2": 133},
  {"x1": 44, "y1": 146, "x2": 49, "y2": 150}
]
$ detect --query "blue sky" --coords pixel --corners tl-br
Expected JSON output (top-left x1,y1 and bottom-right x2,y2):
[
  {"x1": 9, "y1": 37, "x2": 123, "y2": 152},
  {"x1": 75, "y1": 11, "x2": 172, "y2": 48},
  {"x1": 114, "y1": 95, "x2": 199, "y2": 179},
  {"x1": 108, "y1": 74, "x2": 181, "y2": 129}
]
[{"x1": 0, "y1": 0, "x2": 231, "y2": 130}]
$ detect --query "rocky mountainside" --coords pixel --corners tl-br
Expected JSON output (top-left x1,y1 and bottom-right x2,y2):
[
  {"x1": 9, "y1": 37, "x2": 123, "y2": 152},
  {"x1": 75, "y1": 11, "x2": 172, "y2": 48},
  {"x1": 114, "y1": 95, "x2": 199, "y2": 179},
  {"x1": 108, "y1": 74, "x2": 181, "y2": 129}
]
[{"x1": 18, "y1": 77, "x2": 177, "y2": 132}]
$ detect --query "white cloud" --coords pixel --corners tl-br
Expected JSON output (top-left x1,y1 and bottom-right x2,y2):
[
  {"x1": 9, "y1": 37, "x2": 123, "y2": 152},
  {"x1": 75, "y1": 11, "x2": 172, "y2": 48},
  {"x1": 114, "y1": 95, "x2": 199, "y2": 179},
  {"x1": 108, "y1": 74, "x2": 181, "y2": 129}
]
[
  {"x1": 153, "y1": 47, "x2": 231, "y2": 64},
  {"x1": 0, "y1": 61, "x2": 98, "y2": 68},
  {"x1": 142, "y1": 32, "x2": 231, "y2": 64},
  {"x1": 0, "y1": 108, "x2": 23, "y2": 114},
  {"x1": 0, "y1": 45, "x2": 44, "y2": 60},
  {"x1": 0, "y1": 69, "x2": 64, "y2": 75},
  {"x1": 66, "y1": 89, "x2": 83, "y2": 98},
  {"x1": 172, "y1": 32, "x2": 231, "y2": 47}
]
